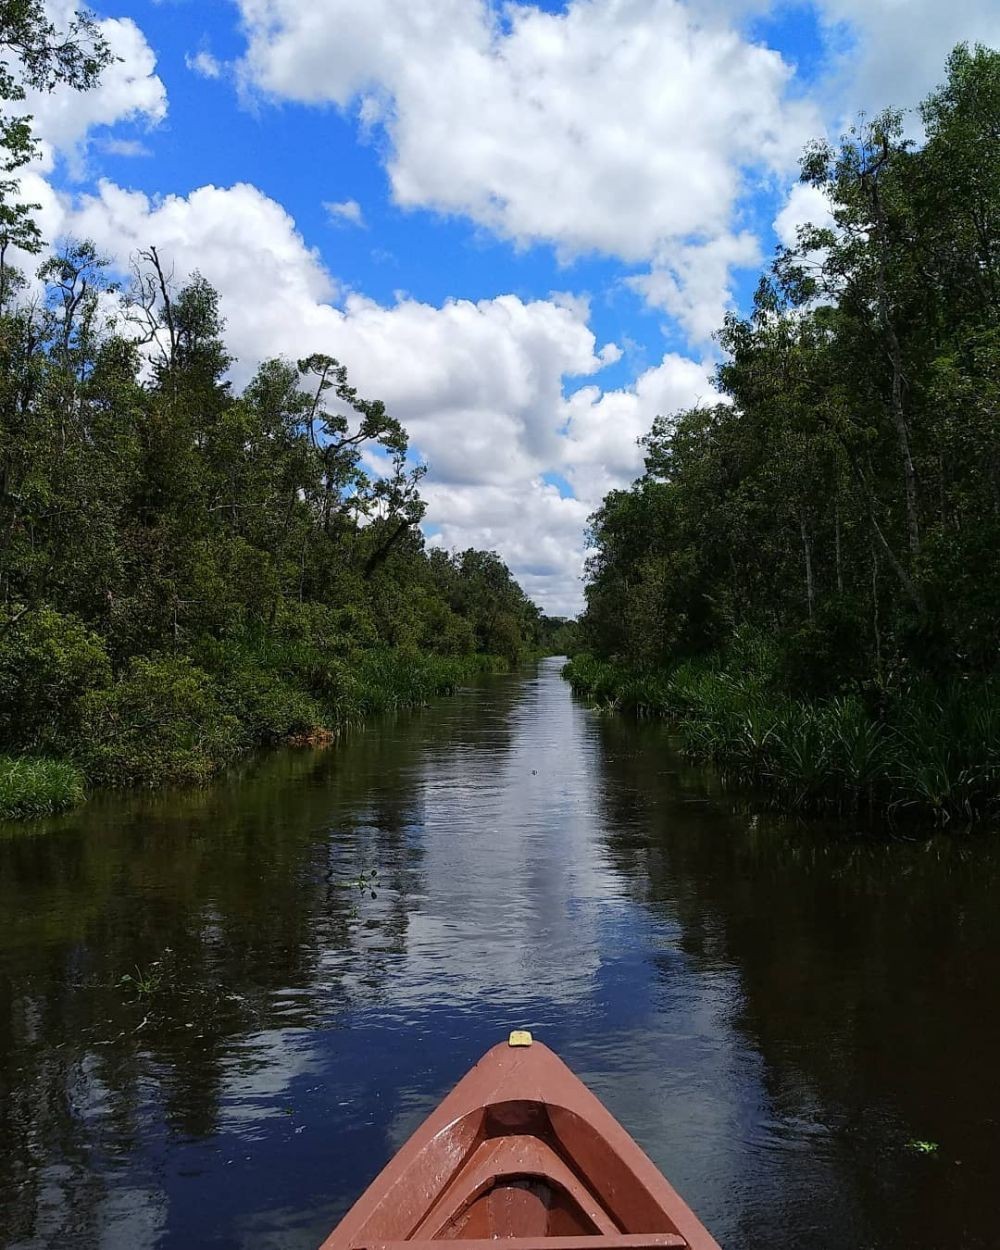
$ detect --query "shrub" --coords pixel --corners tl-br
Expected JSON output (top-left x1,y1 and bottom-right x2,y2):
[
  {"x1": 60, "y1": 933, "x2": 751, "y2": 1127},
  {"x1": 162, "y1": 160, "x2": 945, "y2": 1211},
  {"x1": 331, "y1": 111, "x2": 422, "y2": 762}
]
[
  {"x1": 78, "y1": 654, "x2": 246, "y2": 787},
  {"x1": 0, "y1": 606, "x2": 112, "y2": 751},
  {"x1": 564, "y1": 652, "x2": 1000, "y2": 825},
  {"x1": 275, "y1": 600, "x2": 378, "y2": 656},
  {"x1": 217, "y1": 665, "x2": 327, "y2": 744}
]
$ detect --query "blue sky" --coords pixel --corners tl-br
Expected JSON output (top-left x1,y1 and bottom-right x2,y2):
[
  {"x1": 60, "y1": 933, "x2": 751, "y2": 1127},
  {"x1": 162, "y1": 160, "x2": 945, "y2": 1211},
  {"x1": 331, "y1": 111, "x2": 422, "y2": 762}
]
[{"x1": 24, "y1": 0, "x2": 1000, "y2": 612}]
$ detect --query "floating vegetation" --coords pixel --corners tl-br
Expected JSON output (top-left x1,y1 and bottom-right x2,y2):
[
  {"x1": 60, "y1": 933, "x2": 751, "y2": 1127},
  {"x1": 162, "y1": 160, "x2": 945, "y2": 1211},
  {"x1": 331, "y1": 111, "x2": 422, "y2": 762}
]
[{"x1": 117, "y1": 960, "x2": 166, "y2": 1001}]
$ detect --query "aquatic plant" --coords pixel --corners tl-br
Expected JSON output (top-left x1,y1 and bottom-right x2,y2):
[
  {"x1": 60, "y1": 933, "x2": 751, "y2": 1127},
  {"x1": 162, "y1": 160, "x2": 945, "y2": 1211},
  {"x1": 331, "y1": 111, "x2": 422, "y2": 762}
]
[{"x1": 117, "y1": 962, "x2": 165, "y2": 1000}]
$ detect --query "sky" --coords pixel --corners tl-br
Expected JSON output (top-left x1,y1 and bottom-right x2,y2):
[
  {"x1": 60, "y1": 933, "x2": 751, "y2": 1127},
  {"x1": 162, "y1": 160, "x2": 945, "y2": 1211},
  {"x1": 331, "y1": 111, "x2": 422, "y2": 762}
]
[{"x1": 16, "y1": 0, "x2": 1000, "y2": 614}]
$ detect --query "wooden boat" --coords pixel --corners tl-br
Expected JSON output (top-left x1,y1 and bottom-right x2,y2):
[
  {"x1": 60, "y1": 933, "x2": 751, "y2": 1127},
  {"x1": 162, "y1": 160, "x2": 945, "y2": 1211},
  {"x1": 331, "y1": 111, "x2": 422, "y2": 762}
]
[{"x1": 320, "y1": 1032, "x2": 721, "y2": 1250}]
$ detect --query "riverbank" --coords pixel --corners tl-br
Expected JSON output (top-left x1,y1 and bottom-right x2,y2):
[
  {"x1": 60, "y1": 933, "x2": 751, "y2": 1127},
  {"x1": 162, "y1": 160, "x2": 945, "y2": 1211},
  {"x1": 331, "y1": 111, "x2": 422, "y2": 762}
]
[
  {"x1": 564, "y1": 653, "x2": 1000, "y2": 826},
  {"x1": 0, "y1": 648, "x2": 506, "y2": 823}
]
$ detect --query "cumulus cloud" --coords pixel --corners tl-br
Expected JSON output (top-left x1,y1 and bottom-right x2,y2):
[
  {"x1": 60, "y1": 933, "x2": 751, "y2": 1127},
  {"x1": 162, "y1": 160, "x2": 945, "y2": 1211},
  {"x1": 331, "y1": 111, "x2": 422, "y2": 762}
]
[
  {"x1": 564, "y1": 353, "x2": 718, "y2": 506},
  {"x1": 233, "y1": 0, "x2": 820, "y2": 346},
  {"x1": 230, "y1": 0, "x2": 1000, "y2": 348},
  {"x1": 773, "y1": 181, "x2": 835, "y2": 250},
  {"x1": 816, "y1": 0, "x2": 1000, "y2": 116},
  {"x1": 20, "y1": 4, "x2": 166, "y2": 171},
  {"x1": 629, "y1": 231, "x2": 762, "y2": 344},
  {"x1": 426, "y1": 480, "x2": 593, "y2": 617}
]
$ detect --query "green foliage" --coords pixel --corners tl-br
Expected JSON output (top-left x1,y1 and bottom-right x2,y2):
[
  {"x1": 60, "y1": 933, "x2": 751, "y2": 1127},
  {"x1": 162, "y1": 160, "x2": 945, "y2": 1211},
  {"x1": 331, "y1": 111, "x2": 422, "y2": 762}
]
[
  {"x1": 78, "y1": 655, "x2": 247, "y2": 788},
  {"x1": 0, "y1": 224, "x2": 541, "y2": 811},
  {"x1": 565, "y1": 650, "x2": 1000, "y2": 825},
  {"x1": 536, "y1": 615, "x2": 582, "y2": 657},
  {"x1": 215, "y1": 664, "x2": 326, "y2": 746},
  {"x1": 0, "y1": 756, "x2": 85, "y2": 820},
  {"x1": 0, "y1": 607, "x2": 111, "y2": 751},
  {"x1": 574, "y1": 46, "x2": 1000, "y2": 827}
]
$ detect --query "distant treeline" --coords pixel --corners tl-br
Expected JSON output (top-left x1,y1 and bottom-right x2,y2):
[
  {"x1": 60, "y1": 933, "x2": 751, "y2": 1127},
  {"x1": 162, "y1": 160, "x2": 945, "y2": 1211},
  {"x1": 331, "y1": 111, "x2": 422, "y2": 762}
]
[{"x1": 570, "y1": 46, "x2": 1000, "y2": 825}]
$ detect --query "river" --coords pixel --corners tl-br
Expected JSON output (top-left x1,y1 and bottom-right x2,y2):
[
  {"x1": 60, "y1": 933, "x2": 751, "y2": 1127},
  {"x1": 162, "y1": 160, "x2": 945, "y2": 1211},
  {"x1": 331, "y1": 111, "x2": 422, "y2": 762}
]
[{"x1": 1, "y1": 658, "x2": 999, "y2": 1248}]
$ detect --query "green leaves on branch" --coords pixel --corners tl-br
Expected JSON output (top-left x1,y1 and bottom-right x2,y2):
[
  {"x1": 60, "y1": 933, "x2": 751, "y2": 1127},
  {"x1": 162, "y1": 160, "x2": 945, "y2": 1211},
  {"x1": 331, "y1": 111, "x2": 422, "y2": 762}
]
[{"x1": 0, "y1": 1, "x2": 114, "y2": 259}]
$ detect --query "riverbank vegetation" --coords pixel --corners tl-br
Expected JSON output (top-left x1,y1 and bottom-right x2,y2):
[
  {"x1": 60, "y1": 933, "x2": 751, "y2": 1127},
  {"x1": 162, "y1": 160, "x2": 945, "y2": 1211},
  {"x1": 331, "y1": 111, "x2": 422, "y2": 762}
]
[
  {"x1": 0, "y1": 757, "x2": 86, "y2": 821},
  {"x1": 570, "y1": 45, "x2": 1000, "y2": 827},
  {"x1": 0, "y1": 11, "x2": 542, "y2": 821},
  {"x1": 0, "y1": 259, "x2": 541, "y2": 813}
]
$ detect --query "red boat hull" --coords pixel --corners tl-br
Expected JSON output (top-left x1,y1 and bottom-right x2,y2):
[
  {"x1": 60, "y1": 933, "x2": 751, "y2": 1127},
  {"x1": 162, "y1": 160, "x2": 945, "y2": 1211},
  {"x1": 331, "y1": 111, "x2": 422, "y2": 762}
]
[{"x1": 320, "y1": 1037, "x2": 721, "y2": 1250}]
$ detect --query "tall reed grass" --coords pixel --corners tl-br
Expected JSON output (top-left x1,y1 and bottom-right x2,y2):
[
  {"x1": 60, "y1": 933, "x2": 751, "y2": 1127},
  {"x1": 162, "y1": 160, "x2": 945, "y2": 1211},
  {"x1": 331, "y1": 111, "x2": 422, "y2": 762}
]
[
  {"x1": 564, "y1": 652, "x2": 1000, "y2": 826},
  {"x1": 0, "y1": 757, "x2": 86, "y2": 821}
]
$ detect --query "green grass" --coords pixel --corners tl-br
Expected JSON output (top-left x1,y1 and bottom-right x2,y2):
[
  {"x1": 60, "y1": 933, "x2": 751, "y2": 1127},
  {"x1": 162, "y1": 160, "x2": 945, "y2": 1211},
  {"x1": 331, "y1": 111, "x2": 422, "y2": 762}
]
[
  {"x1": 564, "y1": 653, "x2": 1000, "y2": 827},
  {"x1": 347, "y1": 649, "x2": 506, "y2": 717},
  {"x1": 0, "y1": 757, "x2": 86, "y2": 821}
]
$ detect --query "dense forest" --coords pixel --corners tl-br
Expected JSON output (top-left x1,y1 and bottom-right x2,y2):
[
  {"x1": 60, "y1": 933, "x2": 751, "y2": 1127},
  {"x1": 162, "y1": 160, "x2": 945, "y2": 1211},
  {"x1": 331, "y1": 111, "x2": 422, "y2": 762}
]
[
  {"x1": 0, "y1": 7, "x2": 550, "y2": 820},
  {"x1": 568, "y1": 45, "x2": 1000, "y2": 825}
]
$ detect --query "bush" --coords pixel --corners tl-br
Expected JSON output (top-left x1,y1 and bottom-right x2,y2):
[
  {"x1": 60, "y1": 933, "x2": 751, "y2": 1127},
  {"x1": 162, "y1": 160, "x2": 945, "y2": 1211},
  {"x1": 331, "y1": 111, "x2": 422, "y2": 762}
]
[
  {"x1": 274, "y1": 600, "x2": 378, "y2": 656},
  {"x1": 216, "y1": 665, "x2": 327, "y2": 744},
  {"x1": 0, "y1": 757, "x2": 86, "y2": 821},
  {"x1": 775, "y1": 600, "x2": 869, "y2": 697},
  {"x1": 191, "y1": 635, "x2": 330, "y2": 743},
  {"x1": 0, "y1": 607, "x2": 112, "y2": 751},
  {"x1": 78, "y1": 654, "x2": 246, "y2": 787}
]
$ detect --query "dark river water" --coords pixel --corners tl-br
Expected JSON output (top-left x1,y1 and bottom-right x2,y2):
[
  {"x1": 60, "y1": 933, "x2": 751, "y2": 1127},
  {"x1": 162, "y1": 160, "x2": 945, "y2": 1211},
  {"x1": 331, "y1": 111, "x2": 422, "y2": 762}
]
[{"x1": 2, "y1": 658, "x2": 1000, "y2": 1249}]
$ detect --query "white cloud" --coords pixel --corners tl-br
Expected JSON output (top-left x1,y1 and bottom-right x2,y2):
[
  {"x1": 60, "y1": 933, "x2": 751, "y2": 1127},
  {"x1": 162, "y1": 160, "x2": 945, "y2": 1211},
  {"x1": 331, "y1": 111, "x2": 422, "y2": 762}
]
[
  {"x1": 234, "y1": 0, "x2": 819, "y2": 347},
  {"x1": 186, "y1": 49, "x2": 224, "y2": 80},
  {"x1": 324, "y1": 198, "x2": 365, "y2": 228},
  {"x1": 66, "y1": 180, "x2": 338, "y2": 358},
  {"x1": 630, "y1": 231, "x2": 762, "y2": 344},
  {"x1": 816, "y1": 0, "x2": 1000, "y2": 117},
  {"x1": 99, "y1": 138, "x2": 152, "y2": 159},
  {"x1": 21, "y1": 7, "x2": 166, "y2": 170},
  {"x1": 564, "y1": 353, "x2": 718, "y2": 506},
  {"x1": 230, "y1": 0, "x2": 1000, "y2": 352},
  {"x1": 426, "y1": 480, "x2": 593, "y2": 617},
  {"x1": 773, "y1": 181, "x2": 834, "y2": 250}
]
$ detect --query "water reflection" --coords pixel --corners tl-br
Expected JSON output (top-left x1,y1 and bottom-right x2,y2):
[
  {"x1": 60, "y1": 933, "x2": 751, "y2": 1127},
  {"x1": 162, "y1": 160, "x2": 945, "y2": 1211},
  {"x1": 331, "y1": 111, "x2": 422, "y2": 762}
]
[{"x1": 1, "y1": 659, "x2": 999, "y2": 1249}]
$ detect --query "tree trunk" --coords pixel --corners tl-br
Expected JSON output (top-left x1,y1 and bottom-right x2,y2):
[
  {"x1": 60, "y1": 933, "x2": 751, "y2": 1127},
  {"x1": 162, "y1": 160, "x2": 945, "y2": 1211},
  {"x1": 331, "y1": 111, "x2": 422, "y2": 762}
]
[
  {"x1": 871, "y1": 543, "x2": 883, "y2": 686},
  {"x1": 869, "y1": 169, "x2": 921, "y2": 561},
  {"x1": 884, "y1": 307, "x2": 921, "y2": 559},
  {"x1": 834, "y1": 501, "x2": 844, "y2": 594},
  {"x1": 835, "y1": 433, "x2": 925, "y2": 615},
  {"x1": 800, "y1": 517, "x2": 815, "y2": 619},
  {"x1": 364, "y1": 519, "x2": 411, "y2": 579}
]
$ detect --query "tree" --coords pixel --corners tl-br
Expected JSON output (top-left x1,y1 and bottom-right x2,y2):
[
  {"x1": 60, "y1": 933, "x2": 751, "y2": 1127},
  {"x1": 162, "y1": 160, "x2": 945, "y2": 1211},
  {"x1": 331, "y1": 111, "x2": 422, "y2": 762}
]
[{"x1": 580, "y1": 44, "x2": 1000, "y2": 692}]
